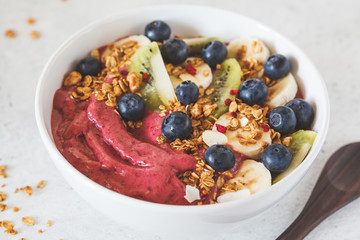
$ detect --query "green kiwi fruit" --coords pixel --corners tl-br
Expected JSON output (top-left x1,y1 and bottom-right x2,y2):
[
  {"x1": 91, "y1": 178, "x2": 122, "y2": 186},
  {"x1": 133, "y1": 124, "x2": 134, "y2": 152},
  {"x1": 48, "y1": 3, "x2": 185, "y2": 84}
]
[
  {"x1": 184, "y1": 37, "x2": 225, "y2": 57},
  {"x1": 127, "y1": 42, "x2": 175, "y2": 110},
  {"x1": 207, "y1": 58, "x2": 242, "y2": 119},
  {"x1": 273, "y1": 130, "x2": 317, "y2": 183}
]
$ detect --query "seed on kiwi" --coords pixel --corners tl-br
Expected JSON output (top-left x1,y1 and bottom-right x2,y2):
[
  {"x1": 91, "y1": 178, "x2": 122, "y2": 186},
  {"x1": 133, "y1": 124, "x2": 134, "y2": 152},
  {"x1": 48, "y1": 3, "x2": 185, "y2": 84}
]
[
  {"x1": 127, "y1": 42, "x2": 175, "y2": 110},
  {"x1": 207, "y1": 58, "x2": 242, "y2": 119}
]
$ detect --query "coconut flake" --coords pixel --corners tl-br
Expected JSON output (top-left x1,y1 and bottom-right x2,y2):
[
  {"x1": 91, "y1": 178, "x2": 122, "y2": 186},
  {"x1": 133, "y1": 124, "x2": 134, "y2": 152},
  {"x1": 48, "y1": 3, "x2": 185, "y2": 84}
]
[
  {"x1": 202, "y1": 130, "x2": 228, "y2": 147},
  {"x1": 184, "y1": 185, "x2": 201, "y2": 203},
  {"x1": 239, "y1": 117, "x2": 249, "y2": 127}
]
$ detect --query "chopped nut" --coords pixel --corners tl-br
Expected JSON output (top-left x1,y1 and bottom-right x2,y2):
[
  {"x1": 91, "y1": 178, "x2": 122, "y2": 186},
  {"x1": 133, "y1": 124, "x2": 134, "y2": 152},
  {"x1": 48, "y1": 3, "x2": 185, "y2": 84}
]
[
  {"x1": 4, "y1": 30, "x2": 16, "y2": 38},
  {"x1": 46, "y1": 220, "x2": 52, "y2": 227},
  {"x1": 14, "y1": 188, "x2": 19, "y2": 193},
  {"x1": 282, "y1": 136, "x2": 292, "y2": 146},
  {"x1": 1, "y1": 220, "x2": 14, "y2": 229},
  {"x1": 37, "y1": 180, "x2": 46, "y2": 188},
  {"x1": 38, "y1": 229, "x2": 43, "y2": 233},
  {"x1": 229, "y1": 101, "x2": 238, "y2": 112},
  {"x1": 156, "y1": 136, "x2": 166, "y2": 144},
  {"x1": 13, "y1": 207, "x2": 19, "y2": 212},
  {"x1": 27, "y1": 18, "x2": 35, "y2": 25},
  {"x1": 20, "y1": 186, "x2": 33, "y2": 196},
  {"x1": 203, "y1": 69, "x2": 210, "y2": 77},
  {"x1": 0, "y1": 203, "x2": 7, "y2": 211},
  {"x1": 4, "y1": 228, "x2": 17, "y2": 235},
  {"x1": 251, "y1": 40, "x2": 263, "y2": 54},
  {"x1": 0, "y1": 191, "x2": 6, "y2": 201},
  {"x1": 30, "y1": 31, "x2": 40, "y2": 39},
  {"x1": 22, "y1": 217, "x2": 35, "y2": 226},
  {"x1": 127, "y1": 72, "x2": 141, "y2": 93},
  {"x1": 90, "y1": 49, "x2": 100, "y2": 60},
  {"x1": 190, "y1": 103, "x2": 203, "y2": 119},
  {"x1": 205, "y1": 88, "x2": 214, "y2": 95},
  {"x1": 64, "y1": 71, "x2": 82, "y2": 86}
]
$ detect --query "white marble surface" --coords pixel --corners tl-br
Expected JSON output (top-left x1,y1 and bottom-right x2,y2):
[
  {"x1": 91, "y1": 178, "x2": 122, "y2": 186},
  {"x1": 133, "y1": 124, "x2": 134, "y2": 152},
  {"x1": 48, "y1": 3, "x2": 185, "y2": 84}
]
[{"x1": 0, "y1": 0, "x2": 359, "y2": 239}]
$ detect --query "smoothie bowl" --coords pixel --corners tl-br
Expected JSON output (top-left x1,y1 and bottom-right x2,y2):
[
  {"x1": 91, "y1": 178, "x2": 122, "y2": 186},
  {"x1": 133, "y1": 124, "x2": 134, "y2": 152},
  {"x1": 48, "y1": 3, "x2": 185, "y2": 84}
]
[{"x1": 35, "y1": 5, "x2": 329, "y2": 236}]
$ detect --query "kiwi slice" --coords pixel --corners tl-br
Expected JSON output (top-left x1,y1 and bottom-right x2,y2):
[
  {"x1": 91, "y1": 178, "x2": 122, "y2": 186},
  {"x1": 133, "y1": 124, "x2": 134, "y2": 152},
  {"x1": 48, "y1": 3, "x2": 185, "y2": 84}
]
[
  {"x1": 273, "y1": 130, "x2": 317, "y2": 183},
  {"x1": 207, "y1": 58, "x2": 242, "y2": 119},
  {"x1": 184, "y1": 37, "x2": 225, "y2": 57},
  {"x1": 127, "y1": 42, "x2": 175, "y2": 110}
]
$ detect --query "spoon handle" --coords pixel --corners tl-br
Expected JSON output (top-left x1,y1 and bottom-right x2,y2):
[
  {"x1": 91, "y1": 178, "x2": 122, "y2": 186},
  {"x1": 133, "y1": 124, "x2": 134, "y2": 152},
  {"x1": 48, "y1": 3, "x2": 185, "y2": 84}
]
[
  {"x1": 277, "y1": 142, "x2": 360, "y2": 240},
  {"x1": 276, "y1": 184, "x2": 345, "y2": 240}
]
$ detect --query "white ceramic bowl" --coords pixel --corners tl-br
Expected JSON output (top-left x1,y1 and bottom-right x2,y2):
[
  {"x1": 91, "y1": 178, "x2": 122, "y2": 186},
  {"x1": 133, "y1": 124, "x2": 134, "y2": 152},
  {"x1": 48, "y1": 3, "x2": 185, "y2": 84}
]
[{"x1": 35, "y1": 5, "x2": 329, "y2": 237}]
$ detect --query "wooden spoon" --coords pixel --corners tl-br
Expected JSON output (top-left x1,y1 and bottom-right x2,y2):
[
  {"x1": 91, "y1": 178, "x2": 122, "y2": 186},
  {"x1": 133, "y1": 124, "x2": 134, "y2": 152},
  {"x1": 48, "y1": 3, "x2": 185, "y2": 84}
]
[{"x1": 277, "y1": 142, "x2": 360, "y2": 240}]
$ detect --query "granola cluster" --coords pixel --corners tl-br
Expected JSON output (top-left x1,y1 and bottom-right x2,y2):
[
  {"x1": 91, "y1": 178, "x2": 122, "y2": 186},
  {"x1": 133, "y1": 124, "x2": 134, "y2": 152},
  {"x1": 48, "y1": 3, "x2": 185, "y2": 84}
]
[
  {"x1": 64, "y1": 38, "x2": 142, "y2": 105},
  {"x1": 165, "y1": 57, "x2": 205, "y2": 78},
  {"x1": 235, "y1": 42, "x2": 275, "y2": 87}
]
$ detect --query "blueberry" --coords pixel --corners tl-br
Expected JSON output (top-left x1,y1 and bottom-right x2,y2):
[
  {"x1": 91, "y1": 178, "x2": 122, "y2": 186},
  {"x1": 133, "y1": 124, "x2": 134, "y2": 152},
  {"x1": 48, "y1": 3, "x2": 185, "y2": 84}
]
[
  {"x1": 205, "y1": 145, "x2": 235, "y2": 172},
  {"x1": 285, "y1": 99, "x2": 314, "y2": 130},
  {"x1": 162, "y1": 111, "x2": 192, "y2": 141},
  {"x1": 264, "y1": 54, "x2": 291, "y2": 80},
  {"x1": 261, "y1": 144, "x2": 292, "y2": 173},
  {"x1": 269, "y1": 106, "x2": 297, "y2": 135},
  {"x1": 160, "y1": 38, "x2": 188, "y2": 65},
  {"x1": 117, "y1": 93, "x2": 145, "y2": 121},
  {"x1": 144, "y1": 20, "x2": 171, "y2": 42},
  {"x1": 202, "y1": 40, "x2": 227, "y2": 68},
  {"x1": 75, "y1": 56, "x2": 101, "y2": 76},
  {"x1": 238, "y1": 78, "x2": 268, "y2": 106},
  {"x1": 175, "y1": 81, "x2": 199, "y2": 105}
]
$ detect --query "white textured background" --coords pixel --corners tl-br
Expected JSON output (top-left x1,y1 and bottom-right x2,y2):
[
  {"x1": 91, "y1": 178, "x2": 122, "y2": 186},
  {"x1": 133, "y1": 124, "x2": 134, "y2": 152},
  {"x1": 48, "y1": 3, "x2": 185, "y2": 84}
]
[{"x1": 0, "y1": 0, "x2": 360, "y2": 239}]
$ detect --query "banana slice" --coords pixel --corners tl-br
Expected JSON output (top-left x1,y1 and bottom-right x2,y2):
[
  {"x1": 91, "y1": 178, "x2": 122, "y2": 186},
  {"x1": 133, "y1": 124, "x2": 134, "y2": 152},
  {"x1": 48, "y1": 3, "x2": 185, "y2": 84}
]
[
  {"x1": 170, "y1": 57, "x2": 213, "y2": 89},
  {"x1": 227, "y1": 37, "x2": 270, "y2": 77},
  {"x1": 101, "y1": 35, "x2": 151, "y2": 63},
  {"x1": 265, "y1": 73, "x2": 298, "y2": 108},
  {"x1": 228, "y1": 159, "x2": 271, "y2": 194},
  {"x1": 213, "y1": 113, "x2": 272, "y2": 159},
  {"x1": 217, "y1": 189, "x2": 251, "y2": 203}
]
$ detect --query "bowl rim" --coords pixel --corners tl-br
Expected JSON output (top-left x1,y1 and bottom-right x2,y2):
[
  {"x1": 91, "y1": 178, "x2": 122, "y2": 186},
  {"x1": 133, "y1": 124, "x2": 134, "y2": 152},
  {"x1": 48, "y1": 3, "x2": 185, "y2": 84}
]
[{"x1": 35, "y1": 4, "x2": 330, "y2": 213}]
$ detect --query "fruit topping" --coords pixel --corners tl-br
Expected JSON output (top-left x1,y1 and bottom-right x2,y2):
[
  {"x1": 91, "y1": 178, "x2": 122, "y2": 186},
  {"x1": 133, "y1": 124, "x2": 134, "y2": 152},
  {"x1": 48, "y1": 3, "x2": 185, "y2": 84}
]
[
  {"x1": 265, "y1": 73, "x2": 298, "y2": 108},
  {"x1": 172, "y1": 57, "x2": 213, "y2": 89},
  {"x1": 175, "y1": 80, "x2": 199, "y2": 105},
  {"x1": 160, "y1": 38, "x2": 188, "y2": 65},
  {"x1": 214, "y1": 112, "x2": 272, "y2": 159},
  {"x1": 161, "y1": 111, "x2": 192, "y2": 141},
  {"x1": 184, "y1": 37, "x2": 225, "y2": 57},
  {"x1": 202, "y1": 40, "x2": 227, "y2": 68},
  {"x1": 273, "y1": 130, "x2": 317, "y2": 183},
  {"x1": 215, "y1": 123, "x2": 227, "y2": 133},
  {"x1": 238, "y1": 78, "x2": 268, "y2": 106},
  {"x1": 127, "y1": 42, "x2": 175, "y2": 110},
  {"x1": 224, "y1": 160, "x2": 271, "y2": 195},
  {"x1": 261, "y1": 144, "x2": 292, "y2": 173},
  {"x1": 204, "y1": 145, "x2": 235, "y2": 172},
  {"x1": 264, "y1": 54, "x2": 291, "y2": 80},
  {"x1": 285, "y1": 99, "x2": 314, "y2": 130},
  {"x1": 186, "y1": 64, "x2": 196, "y2": 75},
  {"x1": 144, "y1": 20, "x2": 171, "y2": 42},
  {"x1": 227, "y1": 37, "x2": 270, "y2": 79},
  {"x1": 269, "y1": 106, "x2": 297, "y2": 135},
  {"x1": 117, "y1": 93, "x2": 145, "y2": 121},
  {"x1": 75, "y1": 56, "x2": 101, "y2": 76},
  {"x1": 207, "y1": 58, "x2": 242, "y2": 118}
]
